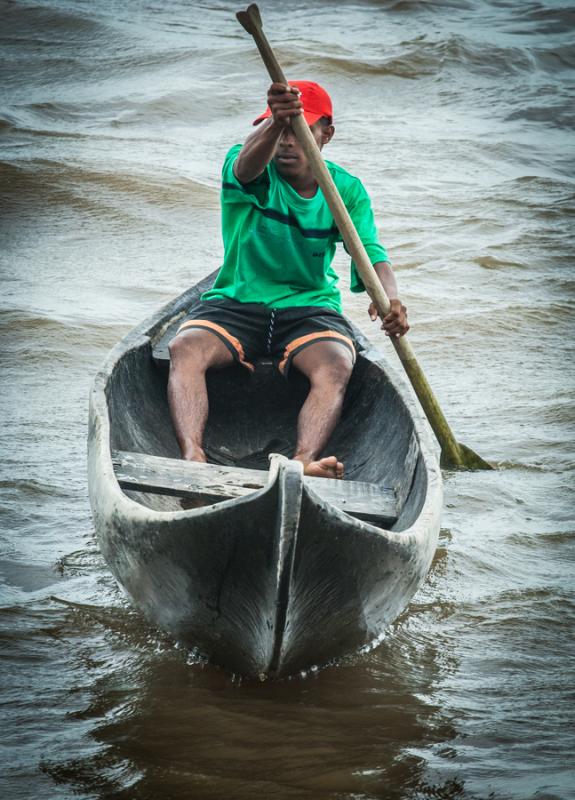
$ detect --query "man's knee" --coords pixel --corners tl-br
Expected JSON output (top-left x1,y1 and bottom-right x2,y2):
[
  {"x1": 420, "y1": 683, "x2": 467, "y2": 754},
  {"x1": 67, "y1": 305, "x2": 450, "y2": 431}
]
[
  {"x1": 169, "y1": 330, "x2": 202, "y2": 361},
  {"x1": 168, "y1": 328, "x2": 231, "y2": 370},
  {"x1": 317, "y1": 354, "x2": 354, "y2": 389},
  {"x1": 298, "y1": 344, "x2": 355, "y2": 390}
]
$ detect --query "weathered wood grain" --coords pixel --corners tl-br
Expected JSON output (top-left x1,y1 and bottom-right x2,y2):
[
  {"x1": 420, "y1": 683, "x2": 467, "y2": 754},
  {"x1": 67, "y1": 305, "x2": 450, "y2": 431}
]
[{"x1": 112, "y1": 450, "x2": 398, "y2": 525}]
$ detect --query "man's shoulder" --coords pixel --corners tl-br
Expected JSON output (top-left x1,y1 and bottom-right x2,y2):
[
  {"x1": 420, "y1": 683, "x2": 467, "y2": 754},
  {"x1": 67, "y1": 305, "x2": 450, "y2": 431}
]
[
  {"x1": 223, "y1": 143, "x2": 243, "y2": 168},
  {"x1": 225, "y1": 143, "x2": 242, "y2": 156},
  {"x1": 324, "y1": 158, "x2": 355, "y2": 178},
  {"x1": 222, "y1": 143, "x2": 272, "y2": 189},
  {"x1": 324, "y1": 159, "x2": 366, "y2": 196}
]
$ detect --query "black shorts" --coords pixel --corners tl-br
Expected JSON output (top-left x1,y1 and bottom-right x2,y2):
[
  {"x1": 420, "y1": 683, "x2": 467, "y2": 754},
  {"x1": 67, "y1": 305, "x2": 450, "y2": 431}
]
[{"x1": 176, "y1": 298, "x2": 357, "y2": 377}]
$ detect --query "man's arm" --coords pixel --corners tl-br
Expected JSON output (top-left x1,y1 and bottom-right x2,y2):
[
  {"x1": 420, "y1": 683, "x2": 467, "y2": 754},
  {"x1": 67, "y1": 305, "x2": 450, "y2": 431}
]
[
  {"x1": 368, "y1": 261, "x2": 409, "y2": 338},
  {"x1": 343, "y1": 181, "x2": 409, "y2": 338},
  {"x1": 234, "y1": 83, "x2": 302, "y2": 184}
]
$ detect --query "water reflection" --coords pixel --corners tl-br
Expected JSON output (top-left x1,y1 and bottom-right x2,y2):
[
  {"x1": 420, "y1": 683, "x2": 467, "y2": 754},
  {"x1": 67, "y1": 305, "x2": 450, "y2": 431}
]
[{"x1": 40, "y1": 545, "x2": 465, "y2": 799}]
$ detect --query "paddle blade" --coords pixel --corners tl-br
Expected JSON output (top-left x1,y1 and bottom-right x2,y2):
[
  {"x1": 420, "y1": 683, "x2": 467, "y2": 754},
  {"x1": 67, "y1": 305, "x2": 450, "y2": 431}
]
[
  {"x1": 236, "y1": 4, "x2": 263, "y2": 35},
  {"x1": 440, "y1": 441, "x2": 493, "y2": 471}
]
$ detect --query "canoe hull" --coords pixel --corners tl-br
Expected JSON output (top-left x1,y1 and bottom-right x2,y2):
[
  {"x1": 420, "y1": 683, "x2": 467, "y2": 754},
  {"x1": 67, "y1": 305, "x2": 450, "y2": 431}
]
[{"x1": 88, "y1": 276, "x2": 442, "y2": 677}]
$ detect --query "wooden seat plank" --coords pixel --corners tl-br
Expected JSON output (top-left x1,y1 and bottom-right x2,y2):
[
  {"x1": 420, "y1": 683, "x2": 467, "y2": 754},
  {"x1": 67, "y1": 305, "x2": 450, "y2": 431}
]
[{"x1": 112, "y1": 451, "x2": 397, "y2": 525}]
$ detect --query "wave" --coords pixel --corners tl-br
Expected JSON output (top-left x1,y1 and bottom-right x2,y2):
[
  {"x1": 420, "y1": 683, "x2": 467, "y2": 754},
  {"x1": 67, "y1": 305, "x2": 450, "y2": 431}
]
[
  {"x1": 0, "y1": 309, "x2": 104, "y2": 335},
  {"x1": 494, "y1": 460, "x2": 553, "y2": 472},
  {"x1": 473, "y1": 255, "x2": 525, "y2": 271},
  {"x1": 3, "y1": 2, "x2": 109, "y2": 40},
  {"x1": 478, "y1": 175, "x2": 575, "y2": 212},
  {"x1": 344, "y1": 0, "x2": 575, "y2": 37},
  {"x1": 509, "y1": 2, "x2": 575, "y2": 36},
  {"x1": 488, "y1": 585, "x2": 574, "y2": 608},
  {"x1": 54, "y1": 548, "x2": 105, "y2": 578},
  {"x1": 532, "y1": 42, "x2": 575, "y2": 72},
  {"x1": 0, "y1": 478, "x2": 69, "y2": 499},
  {"x1": 0, "y1": 559, "x2": 65, "y2": 594},
  {"x1": 48, "y1": 594, "x2": 164, "y2": 645},
  {"x1": 0, "y1": 159, "x2": 219, "y2": 216},
  {"x1": 363, "y1": 0, "x2": 476, "y2": 10},
  {"x1": 309, "y1": 33, "x2": 535, "y2": 80},
  {"x1": 506, "y1": 101, "x2": 575, "y2": 129},
  {"x1": 0, "y1": 104, "x2": 126, "y2": 140},
  {"x1": 0, "y1": 310, "x2": 131, "y2": 366}
]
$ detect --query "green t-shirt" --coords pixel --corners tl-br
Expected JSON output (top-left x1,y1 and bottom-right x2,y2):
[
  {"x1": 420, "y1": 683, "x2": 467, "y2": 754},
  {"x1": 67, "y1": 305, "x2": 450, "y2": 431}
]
[{"x1": 202, "y1": 144, "x2": 389, "y2": 313}]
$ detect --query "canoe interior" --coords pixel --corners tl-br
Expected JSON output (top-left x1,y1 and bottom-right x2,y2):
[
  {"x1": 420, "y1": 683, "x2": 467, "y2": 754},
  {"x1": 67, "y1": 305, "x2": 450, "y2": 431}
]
[{"x1": 106, "y1": 333, "x2": 426, "y2": 532}]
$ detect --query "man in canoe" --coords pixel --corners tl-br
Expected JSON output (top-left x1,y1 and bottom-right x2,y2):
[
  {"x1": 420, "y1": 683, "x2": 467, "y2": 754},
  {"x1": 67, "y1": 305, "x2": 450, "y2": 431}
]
[{"x1": 168, "y1": 81, "x2": 409, "y2": 479}]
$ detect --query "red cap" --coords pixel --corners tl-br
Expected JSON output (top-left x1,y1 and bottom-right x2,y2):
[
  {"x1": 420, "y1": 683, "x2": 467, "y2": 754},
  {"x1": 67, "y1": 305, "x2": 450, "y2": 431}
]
[{"x1": 253, "y1": 81, "x2": 333, "y2": 126}]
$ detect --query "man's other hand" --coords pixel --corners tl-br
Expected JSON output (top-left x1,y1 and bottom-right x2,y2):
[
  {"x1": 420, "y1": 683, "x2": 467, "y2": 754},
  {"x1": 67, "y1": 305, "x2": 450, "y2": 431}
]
[{"x1": 368, "y1": 298, "x2": 409, "y2": 338}]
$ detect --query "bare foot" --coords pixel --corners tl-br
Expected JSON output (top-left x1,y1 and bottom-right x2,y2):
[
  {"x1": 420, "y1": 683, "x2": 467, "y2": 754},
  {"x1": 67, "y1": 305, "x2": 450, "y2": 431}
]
[{"x1": 300, "y1": 456, "x2": 344, "y2": 480}]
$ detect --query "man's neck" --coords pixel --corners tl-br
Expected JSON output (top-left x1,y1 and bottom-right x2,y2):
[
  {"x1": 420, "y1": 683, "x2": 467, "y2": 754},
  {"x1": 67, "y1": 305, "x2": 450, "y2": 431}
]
[{"x1": 284, "y1": 170, "x2": 319, "y2": 198}]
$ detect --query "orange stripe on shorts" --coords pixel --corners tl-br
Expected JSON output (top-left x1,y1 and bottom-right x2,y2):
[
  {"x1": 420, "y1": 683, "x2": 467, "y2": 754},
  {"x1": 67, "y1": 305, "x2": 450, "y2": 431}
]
[
  {"x1": 278, "y1": 330, "x2": 355, "y2": 375},
  {"x1": 176, "y1": 320, "x2": 254, "y2": 372}
]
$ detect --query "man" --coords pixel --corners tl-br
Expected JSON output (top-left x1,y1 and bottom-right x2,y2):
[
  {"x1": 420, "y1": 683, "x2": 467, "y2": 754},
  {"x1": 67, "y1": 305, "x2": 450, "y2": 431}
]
[{"x1": 168, "y1": 81, "x2": 409, "y2": 479}]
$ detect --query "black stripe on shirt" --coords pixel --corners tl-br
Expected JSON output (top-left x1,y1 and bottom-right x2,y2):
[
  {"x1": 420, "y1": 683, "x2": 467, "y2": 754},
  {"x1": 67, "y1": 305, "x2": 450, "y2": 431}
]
[{"x1": 222, "y1": 182, "x2": 338, "y2": 239}]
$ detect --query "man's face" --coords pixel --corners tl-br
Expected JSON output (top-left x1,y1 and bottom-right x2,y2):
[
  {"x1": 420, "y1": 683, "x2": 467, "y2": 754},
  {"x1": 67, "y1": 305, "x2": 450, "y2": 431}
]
[{"x1": 273, "y1": 120, "x2": 334, "y2": 180}]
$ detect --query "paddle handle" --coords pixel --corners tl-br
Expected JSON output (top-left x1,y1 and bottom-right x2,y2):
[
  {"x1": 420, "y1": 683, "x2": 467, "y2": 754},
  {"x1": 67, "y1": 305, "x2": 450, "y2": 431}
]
[
  {"x1": 236, "y1": 5, "x2": 471, "y2": 468},
  {"x1": 236, "y1": 4, "x2": 393, "y2": 321}
]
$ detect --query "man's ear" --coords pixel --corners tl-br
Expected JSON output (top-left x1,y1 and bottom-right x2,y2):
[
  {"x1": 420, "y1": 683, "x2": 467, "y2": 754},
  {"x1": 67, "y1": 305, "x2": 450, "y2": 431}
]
[{"x1": 323, "y1": 124, "x2": 335, "y2": 145}]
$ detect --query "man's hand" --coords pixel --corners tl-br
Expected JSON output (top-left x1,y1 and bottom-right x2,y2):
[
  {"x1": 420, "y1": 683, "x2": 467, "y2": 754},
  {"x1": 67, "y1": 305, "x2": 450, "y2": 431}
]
[
  {"x1": 267, "y1": 83, "x2": 303, "y2": 128},
  {"x1": 233, "y1": 84, "x2": 303, "y2": 184},
  {"x1": 368, "y1": 298, "x2": 409, "y2": 338}
]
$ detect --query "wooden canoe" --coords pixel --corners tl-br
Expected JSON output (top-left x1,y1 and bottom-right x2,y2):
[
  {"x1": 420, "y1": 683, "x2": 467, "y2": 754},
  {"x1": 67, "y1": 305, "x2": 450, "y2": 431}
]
[{"x1": 88, "y1": 273, "x2": 442, "y2": 678}]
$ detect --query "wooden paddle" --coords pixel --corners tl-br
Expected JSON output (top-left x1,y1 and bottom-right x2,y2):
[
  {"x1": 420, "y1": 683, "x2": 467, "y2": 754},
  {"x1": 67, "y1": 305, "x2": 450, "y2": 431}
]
[{"x1": 236, "y1": 4, "x2": 492, "y2": 470}]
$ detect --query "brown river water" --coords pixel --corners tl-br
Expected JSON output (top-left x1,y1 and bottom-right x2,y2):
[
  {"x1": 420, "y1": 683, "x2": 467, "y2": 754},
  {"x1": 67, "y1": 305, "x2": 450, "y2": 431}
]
[{"x1": 1, "y1": 1, "x2": 574, "y2": 798}]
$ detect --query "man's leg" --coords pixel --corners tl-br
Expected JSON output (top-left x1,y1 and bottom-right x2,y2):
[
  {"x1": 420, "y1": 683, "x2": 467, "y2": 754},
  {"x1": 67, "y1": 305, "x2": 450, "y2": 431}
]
[
  {"x1": 168, "y1": 329, "x2": 234, "y2": 461},
  {"x1": 290, "y1": 340, "x2": 354, "y2": 479}
]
